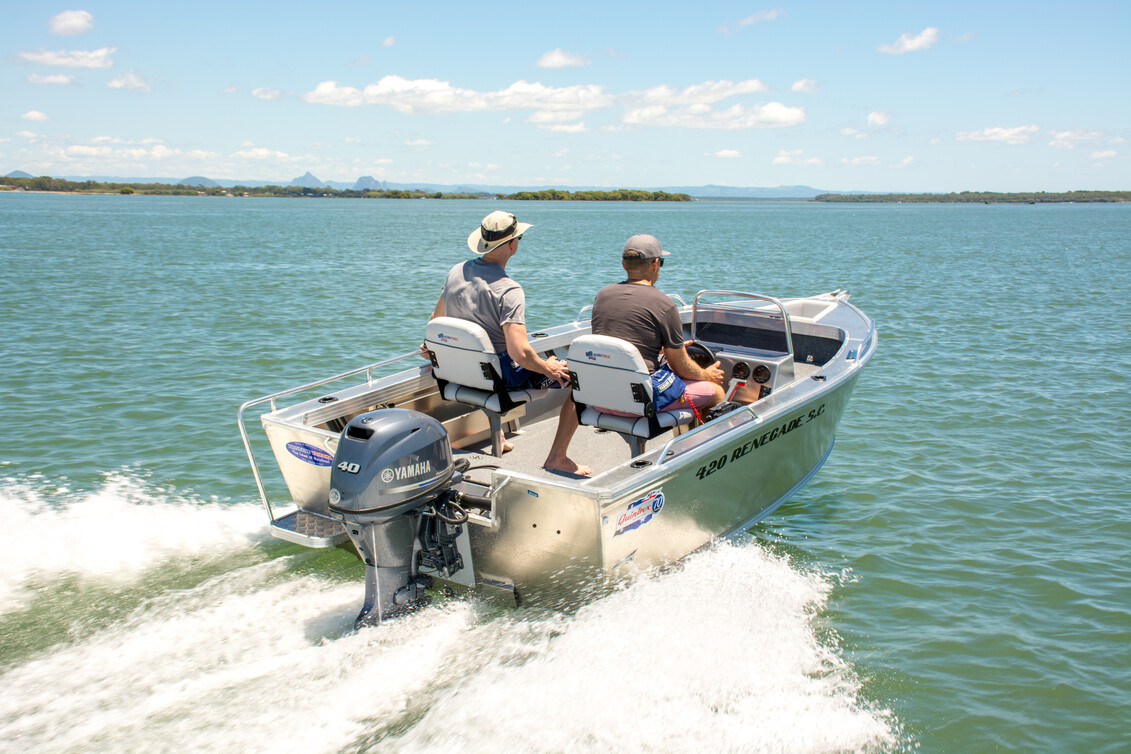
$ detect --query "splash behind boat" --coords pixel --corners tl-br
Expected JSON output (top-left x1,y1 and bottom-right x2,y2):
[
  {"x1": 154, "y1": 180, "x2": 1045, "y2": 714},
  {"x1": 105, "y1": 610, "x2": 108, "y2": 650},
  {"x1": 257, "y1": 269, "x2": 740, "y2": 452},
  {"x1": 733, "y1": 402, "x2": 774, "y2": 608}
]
[{"x1": 238, "y1": 290, "x2": 876, "y2": 626}]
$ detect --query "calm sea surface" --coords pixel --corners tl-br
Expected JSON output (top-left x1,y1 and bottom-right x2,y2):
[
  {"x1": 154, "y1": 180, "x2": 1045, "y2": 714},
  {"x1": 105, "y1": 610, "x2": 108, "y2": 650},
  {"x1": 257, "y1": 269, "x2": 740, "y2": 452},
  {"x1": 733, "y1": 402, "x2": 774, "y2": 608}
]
[{"x1": 0, "y1": 193, "x2": 1128, "y2": 752}]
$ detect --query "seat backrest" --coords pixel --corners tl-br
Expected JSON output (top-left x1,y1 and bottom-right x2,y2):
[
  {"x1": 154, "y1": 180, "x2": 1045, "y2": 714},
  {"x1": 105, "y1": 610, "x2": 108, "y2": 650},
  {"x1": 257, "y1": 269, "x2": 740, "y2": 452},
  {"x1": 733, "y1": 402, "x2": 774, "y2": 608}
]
[
  {"x1": 567, "y1": 334, "x2": 653, "y2": 416},
  {"x1": 425, "y1": 316, "x2": 502, "y2": 392}
]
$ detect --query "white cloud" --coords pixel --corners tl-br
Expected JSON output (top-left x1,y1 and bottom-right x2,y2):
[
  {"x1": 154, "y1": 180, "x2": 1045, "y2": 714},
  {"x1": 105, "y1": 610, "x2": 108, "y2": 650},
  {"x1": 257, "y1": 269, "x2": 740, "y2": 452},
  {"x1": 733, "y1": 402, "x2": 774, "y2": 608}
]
[
  {"x1": 629, "y1": 79, "x2": 770, "y2": 106},
  {"x1": 302, "y1": 80, "x2": 363, "y2": 106},
  {"x1": 623, "y1": 101, "x2": 804, "y2": 130},
  {"x1": 1092, "y1": 150, "x2": 1116, "y2": 159},
  {"x1": 537, "y1": 48, "x2": 590, "y2": 68},
  {"x1": 1047, "y1": 128, "x2": 1103, "y2": 149},
  {"x1": 106, "y1": 71, "x2": 152, "y2": 92},
  {"x1": 49, "y1": 10, "x2": 93, "y2": 36},
  {"x1": 878, "y1": 27, "x2": 939, "y2": 55},
  {"x1": 553, "y1": 148, "x2": 570, "y2": 158},
  {"x1": 527, "y1": 110, "x2": 584, "y2": 124},
  {"x1": 251, "y1": 87, "x2": 284, "y2": 101},
  {"x1": 300, "y1": 76, "x2": 798, "y2": 132},
  {"x1": 15, "y1": 131, "x2": 39, "y2": 138},
  {"x1": 791, "y1": 78, "x2": 819, "y2": 93},
  {"x1": 222, "y1": 84, "x2": 237, "y2": 95},
  {"x1": 713, "y1": 149, "x2": 742, "y2": 159},
  {"x1": 367, "y1": 77, "x2": 611, "y2": 115},
  {"x1": 28, "y1": 73, "x2": 75, "y2": 85},
  {"x1": 539, "y1": 123, "x2": 590, "y2": 133},
  {"x1": 405, "y1": 139, "x2": 432, "y2": 150},
  {"x1": 233, "y1": 147, "x2": 295, "y2": 161},
  {"x1": 867, "y1": 111, "x2": 891, "y2": 126},
  {"x1": 18, "y1": 47, "x2": 116, "y2": 68},
  {"x1": 720, "y1": 10, "x2": 786, "y2": 34},
  {"x1": 891, "y1": 156, "x2": 914, "y2": 168},
  {"x1": 956, "y1": 125, "x2": 1039, "y2": 145},
  {"x1": 842, "y1": 156, "x2": 880, "y2": 166},
  {"x1": 840, "y1": 127, "x2": 865, "y2": 138},
  {"x1": 381, "y1": 36, "x2": 396, "y2": 48},
  {"x1": 67, "y1": 145, "x2": 112, "y2": 157},
  {"x1": 773, "y1": 149, "x2": 823, "y2": 166},
  {"x1": 21, "y1": 111, "x2": 49, "y2": 122}
]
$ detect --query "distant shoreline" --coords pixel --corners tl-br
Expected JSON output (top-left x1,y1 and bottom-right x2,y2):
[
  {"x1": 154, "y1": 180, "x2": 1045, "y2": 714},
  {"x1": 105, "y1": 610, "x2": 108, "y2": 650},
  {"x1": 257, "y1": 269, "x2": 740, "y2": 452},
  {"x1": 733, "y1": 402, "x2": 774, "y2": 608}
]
[
  {"x1": 816, "y1": 191, "x2": 1129, "y2": 204},
  {"x1": 3, "y1": 180, "x2": 1127, "y2": 204}
]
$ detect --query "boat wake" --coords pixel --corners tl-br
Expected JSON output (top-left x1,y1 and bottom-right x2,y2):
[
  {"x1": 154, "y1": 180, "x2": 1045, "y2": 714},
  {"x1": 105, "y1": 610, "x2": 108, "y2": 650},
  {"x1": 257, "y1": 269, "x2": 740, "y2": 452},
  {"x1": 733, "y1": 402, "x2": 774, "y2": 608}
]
[
  {"x1": 0, "y1": 473, "x2": 898, "y2": 753},
  {"x1": 0, "y1": 471, "x2": 266, "y2": 612}
]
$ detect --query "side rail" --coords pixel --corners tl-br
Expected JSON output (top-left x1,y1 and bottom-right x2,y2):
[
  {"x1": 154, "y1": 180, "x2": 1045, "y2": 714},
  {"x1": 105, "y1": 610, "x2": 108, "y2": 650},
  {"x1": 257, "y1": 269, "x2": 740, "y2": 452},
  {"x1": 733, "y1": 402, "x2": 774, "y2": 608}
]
[
  {"x1": 690, "y1": 290, "x2": 794, "y2": 358},
  {"x1": 237, "y1": 351, "x2": 422, "y2": 522}
]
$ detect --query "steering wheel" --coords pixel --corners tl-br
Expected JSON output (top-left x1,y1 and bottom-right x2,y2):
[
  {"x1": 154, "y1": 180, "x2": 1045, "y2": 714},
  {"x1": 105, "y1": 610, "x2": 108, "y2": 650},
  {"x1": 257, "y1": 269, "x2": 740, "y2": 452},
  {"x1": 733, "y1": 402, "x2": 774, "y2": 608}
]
[{"x1": 684, "y1": 340, "x2": 716, "y2": 368}]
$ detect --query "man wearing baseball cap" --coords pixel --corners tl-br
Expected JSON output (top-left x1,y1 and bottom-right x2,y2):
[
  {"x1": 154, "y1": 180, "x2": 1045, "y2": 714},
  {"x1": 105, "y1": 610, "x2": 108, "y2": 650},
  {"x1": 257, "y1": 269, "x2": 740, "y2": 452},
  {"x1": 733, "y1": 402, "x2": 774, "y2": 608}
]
[
  {"x1": 590, "y1": 234, "x2": 725, "y2": 418},
  {"x1": 430, "y1": 210, "x2": 589, "y2": 475}
]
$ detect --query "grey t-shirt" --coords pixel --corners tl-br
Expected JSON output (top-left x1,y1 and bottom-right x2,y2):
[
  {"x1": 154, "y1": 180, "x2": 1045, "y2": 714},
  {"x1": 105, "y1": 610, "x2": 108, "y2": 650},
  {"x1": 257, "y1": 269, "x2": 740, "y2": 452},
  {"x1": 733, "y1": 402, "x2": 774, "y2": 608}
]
[
  {"x1": 441, "y1": 259, "x2": 525, "y2": 352},
  {"x1": 591, "y1": 282, "x2": 683, "y2": 371}
]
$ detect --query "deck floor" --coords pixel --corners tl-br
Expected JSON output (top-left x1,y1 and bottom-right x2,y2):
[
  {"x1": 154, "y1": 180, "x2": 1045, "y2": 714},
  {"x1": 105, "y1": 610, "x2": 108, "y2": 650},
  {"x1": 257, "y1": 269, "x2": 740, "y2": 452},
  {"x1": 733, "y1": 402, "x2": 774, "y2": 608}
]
[{"x1": 452, "y1": 413, "x2": 666, "y2": 482}]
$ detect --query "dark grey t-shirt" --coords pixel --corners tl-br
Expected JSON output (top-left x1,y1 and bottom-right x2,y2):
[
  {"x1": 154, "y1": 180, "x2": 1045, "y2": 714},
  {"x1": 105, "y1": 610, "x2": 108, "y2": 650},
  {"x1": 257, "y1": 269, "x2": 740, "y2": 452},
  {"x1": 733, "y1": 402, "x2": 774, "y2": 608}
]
[
  {"x1": 591, "y1": 282, "x2": 683, "y2": 371},
  {"x1": 441, "y1": 259, "x2": 525, "y2": 352}
]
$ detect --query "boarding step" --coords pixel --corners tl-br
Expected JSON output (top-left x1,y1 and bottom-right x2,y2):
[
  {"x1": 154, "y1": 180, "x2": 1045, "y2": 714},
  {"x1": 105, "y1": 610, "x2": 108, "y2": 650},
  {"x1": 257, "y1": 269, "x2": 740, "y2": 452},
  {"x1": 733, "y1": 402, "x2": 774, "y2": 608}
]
[{"x1": 269, "y1": 509, "x2": 349, "y2": 548}]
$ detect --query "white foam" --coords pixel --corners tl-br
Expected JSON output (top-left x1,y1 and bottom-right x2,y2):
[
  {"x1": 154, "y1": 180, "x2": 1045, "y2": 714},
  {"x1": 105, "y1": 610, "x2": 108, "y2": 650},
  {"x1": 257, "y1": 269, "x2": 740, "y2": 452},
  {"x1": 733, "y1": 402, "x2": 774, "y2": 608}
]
[
  {"x1": 0, "y1": 472, "x2": 267, "y2": 611},
  {"x1": 0, "y1": 540, "x2": 897, "y2": 753}
]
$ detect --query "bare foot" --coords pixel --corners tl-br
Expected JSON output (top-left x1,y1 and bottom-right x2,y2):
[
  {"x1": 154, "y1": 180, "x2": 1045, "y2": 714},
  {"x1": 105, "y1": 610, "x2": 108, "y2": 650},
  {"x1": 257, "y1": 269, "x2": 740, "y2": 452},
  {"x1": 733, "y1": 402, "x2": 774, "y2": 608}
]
[
  {"x1": 502, "y1": 439, "x2": 514, "y2": 453},
  {"x1": 542, "y1": 457, "x2": 591, "y2": 476}
]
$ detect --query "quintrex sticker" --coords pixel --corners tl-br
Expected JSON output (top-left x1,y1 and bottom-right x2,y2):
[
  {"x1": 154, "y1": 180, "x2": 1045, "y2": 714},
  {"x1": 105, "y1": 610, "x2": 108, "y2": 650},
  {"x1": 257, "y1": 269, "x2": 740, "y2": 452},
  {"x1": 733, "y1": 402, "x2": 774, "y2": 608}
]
[
  {"x1": 286, "y1": 441, "x2": 333, "y2": 467},
  {"x1": 614, "y1": 489, "x2": 665, "y2": 537}
]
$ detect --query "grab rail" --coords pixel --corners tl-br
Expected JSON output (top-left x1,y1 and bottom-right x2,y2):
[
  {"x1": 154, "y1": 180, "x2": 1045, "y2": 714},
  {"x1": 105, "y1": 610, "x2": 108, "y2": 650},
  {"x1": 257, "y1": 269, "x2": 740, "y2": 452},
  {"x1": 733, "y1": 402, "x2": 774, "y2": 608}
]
[
  {"x1": 236, "y1": 350, "x2": 422, "y2": 522},
  {"x1": 657, "y1": 405, "x2": 757, "y2": 464},
  {"x1": 691, "y1": 290, "x2": 794, "y2": 357}
]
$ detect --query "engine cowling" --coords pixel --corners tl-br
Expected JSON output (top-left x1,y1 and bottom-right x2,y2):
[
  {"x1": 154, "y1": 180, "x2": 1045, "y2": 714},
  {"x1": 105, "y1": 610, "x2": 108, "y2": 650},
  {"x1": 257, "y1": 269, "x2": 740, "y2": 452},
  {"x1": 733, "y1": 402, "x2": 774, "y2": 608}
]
[{"x1": 328, "y1": 408, "x2": 462, "y2": 627}]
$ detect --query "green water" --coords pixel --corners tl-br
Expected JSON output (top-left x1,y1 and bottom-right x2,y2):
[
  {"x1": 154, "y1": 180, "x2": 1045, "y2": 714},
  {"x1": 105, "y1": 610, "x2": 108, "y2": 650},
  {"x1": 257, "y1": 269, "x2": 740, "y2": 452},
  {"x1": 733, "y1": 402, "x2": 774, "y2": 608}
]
[{"x1": 0, "y1": 193, "x2": 1128, "y2": 752}]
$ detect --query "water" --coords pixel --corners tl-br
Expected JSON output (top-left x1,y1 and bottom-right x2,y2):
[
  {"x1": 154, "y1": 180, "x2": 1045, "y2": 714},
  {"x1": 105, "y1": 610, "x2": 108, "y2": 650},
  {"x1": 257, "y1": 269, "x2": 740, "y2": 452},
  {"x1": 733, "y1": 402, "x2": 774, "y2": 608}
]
[{"x1": 1, "y1": 193, "x2": 1128, "y2": 752}]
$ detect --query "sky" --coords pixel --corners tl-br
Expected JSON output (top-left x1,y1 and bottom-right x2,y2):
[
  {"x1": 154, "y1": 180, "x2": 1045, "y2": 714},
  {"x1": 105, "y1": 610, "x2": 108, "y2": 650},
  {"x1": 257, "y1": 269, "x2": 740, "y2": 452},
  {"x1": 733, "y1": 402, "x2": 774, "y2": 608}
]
[{"x1": 2, "y1": 1, "x2": 1129, "y2": 192}]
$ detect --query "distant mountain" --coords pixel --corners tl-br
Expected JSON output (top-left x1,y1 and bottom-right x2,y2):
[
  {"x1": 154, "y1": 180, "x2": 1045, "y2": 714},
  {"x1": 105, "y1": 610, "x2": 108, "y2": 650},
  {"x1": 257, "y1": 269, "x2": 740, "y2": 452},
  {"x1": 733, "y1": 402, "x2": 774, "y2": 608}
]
[
  {"x1": 5, "y1": 170, "x2": 33, "y2": 179},
  {"x1": 289, "y1": 171, "x2": 324, "y2": 188},
  {"x1": 353, "y1": 175, "x2": 384, "y2": 191},
  {"x1": 178, "y1": 176, "x2": 220, "y2": 188}
]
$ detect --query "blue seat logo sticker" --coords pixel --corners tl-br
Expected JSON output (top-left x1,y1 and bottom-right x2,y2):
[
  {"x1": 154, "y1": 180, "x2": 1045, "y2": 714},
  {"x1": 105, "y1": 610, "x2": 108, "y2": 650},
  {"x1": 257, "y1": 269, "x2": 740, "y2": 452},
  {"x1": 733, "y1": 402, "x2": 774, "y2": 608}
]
[
  {"x1": 614, "y1": 489, "x2": 664, "y2": 537},
  {"x1": 286, "y1": 441, "x2": 333, "y2": 467}
]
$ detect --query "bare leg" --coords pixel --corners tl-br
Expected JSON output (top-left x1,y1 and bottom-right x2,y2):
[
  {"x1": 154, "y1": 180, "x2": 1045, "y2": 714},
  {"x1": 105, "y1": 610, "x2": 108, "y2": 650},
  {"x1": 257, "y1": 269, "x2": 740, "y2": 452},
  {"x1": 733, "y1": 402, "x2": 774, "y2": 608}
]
[{"x1": 542, "y1": 398, "x2": 590, "y2": 475}]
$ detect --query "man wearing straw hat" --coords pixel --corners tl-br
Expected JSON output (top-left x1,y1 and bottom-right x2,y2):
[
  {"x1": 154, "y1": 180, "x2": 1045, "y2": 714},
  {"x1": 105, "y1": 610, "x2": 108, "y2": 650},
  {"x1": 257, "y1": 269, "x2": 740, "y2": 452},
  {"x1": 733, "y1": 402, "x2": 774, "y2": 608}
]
[{"x1": 430, "y1": 210, "x2": 590, "y2": 476}]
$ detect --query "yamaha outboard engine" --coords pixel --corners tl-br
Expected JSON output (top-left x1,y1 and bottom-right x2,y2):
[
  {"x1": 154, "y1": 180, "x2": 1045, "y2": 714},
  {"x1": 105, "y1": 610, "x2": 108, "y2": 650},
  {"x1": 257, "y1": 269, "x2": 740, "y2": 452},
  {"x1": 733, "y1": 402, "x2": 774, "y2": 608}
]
[{"x1": 328, "y1": 408, "x2": 469, "y2": 628}]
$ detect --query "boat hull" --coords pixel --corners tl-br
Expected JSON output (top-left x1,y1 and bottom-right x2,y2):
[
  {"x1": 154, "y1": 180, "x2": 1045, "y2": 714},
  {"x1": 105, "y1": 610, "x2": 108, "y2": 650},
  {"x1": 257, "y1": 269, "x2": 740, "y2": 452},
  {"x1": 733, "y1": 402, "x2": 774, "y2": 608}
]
[{"x1": 466, "y1": 371, "x2": 859, "y2": 605}]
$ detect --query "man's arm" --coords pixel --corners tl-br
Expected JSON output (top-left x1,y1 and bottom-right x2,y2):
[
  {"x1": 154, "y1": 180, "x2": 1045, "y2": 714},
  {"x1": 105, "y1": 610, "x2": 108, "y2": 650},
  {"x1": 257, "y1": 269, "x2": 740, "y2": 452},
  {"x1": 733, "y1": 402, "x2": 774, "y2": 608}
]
[
  {"x1": 429, "y1": 296, "x2": 445, "y2": 320},
  {"x1": 503, "y1": 322, "x2": 570, "y2": 385},
  {"x1": 662, "y1": 343, "x2": 724, "y2": 385}
]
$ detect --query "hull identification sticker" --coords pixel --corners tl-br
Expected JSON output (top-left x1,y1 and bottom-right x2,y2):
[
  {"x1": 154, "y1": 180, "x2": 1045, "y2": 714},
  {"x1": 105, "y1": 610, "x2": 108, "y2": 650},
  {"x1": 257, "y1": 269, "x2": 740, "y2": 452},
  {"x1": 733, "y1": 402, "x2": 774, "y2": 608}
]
[
  {"x1": 615, "y1": 489, "x2": 664, "y2": 537},
  {"x1": 286, "y1": 441, "x2": 333, "y2": 467}
]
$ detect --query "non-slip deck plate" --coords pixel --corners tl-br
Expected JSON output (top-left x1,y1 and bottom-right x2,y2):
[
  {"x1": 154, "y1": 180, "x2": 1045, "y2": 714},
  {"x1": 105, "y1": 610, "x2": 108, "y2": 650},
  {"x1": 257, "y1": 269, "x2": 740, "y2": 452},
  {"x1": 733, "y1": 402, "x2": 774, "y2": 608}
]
[{"x1": 270, "y1": 509, "x2": 348, "y2": 547}]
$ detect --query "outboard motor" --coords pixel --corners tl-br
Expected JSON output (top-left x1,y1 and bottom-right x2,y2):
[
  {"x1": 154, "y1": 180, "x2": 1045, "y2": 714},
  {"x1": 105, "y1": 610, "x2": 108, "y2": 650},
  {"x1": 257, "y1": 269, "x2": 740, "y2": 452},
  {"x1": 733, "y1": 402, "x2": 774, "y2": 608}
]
[{"x1": 328, "y1": 408, "x2": 470, "y2": 628}]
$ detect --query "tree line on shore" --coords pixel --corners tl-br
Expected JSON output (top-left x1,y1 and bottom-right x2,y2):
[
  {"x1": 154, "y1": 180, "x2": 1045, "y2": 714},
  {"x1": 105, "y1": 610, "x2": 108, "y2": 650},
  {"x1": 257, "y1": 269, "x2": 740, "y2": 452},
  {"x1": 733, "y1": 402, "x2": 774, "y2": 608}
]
[
  {"x1": 1, "y1": 176, "x2": 690, "y2": 202},
  {"x1": 815, "y1": 191, "x2": 1129, "y2": 203}
]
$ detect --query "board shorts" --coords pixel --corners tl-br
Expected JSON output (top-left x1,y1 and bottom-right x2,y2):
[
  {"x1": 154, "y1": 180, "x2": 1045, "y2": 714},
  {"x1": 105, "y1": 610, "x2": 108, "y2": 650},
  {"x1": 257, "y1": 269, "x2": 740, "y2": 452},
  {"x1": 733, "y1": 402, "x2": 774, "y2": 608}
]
[{"x1": 499, "y1": 351, "x2": 565, "y2": 390}]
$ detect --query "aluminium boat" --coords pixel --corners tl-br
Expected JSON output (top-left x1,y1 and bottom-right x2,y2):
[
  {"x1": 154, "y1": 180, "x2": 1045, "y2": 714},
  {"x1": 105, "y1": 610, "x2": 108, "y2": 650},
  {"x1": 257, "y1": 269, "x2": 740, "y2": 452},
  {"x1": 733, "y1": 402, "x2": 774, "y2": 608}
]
[{"x1": 238, "y1": 289, "x2": 876, "y2": 626}]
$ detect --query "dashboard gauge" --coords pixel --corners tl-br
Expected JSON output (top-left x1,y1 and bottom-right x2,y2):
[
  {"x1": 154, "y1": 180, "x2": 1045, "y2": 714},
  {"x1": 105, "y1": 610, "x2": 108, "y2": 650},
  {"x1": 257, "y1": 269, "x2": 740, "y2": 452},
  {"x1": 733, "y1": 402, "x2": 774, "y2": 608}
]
[
  {"x1": 752, "y1": 365, "x2": 772, "y2": 384},
  {"x1": 731, "y1": 361, "x2": 750, "y2": 380}
]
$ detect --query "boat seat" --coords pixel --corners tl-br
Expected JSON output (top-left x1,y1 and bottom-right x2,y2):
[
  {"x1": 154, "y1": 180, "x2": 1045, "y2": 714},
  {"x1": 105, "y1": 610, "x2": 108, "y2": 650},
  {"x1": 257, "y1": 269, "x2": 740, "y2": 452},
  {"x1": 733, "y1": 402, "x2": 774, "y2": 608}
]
[
  {"x1": 424, "y1": 316, "x2": 547, "y2": 456},
  {"x1": 566, "y1": 334, "x2": 695, "y2": 457}
]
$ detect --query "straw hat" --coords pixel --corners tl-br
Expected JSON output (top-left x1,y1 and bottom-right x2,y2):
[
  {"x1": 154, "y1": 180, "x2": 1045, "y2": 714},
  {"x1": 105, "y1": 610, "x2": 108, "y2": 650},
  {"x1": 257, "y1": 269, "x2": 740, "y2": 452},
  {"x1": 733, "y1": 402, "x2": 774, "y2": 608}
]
[{"x1": 468, "y1": 211, "x2": 533, "y2": 255}]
